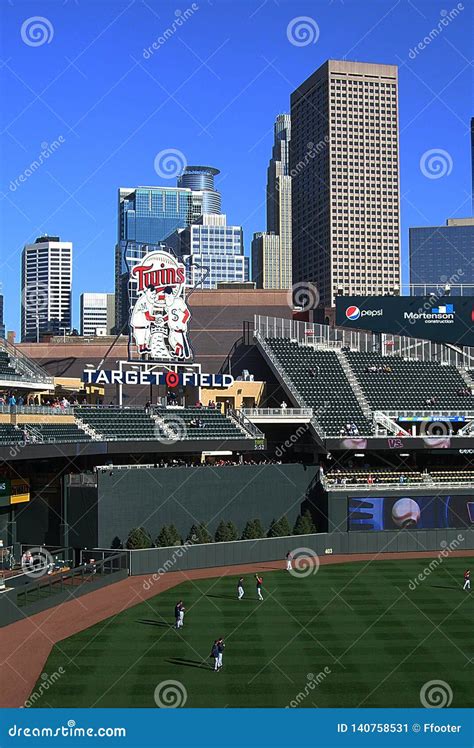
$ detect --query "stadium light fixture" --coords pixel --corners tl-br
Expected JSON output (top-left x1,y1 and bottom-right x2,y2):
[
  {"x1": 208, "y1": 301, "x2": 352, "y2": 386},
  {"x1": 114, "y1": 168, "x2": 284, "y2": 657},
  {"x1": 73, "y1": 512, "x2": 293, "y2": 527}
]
[
  {"x1": 354, "y1": 453, "x2": 365, "y2": 457},
  {"x1": 444, "y1": 284, "x2": 451, "y2": 296},
  {"x1": 400, "y1": 453, "x2": 410, "y2": 457}
]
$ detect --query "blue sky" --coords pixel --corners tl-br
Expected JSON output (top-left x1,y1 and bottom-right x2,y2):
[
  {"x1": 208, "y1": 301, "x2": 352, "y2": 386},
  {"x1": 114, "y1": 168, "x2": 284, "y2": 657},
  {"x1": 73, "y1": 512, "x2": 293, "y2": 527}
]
[{"x1": 1, "y1": 0, "x2": 472, "y2": 334}]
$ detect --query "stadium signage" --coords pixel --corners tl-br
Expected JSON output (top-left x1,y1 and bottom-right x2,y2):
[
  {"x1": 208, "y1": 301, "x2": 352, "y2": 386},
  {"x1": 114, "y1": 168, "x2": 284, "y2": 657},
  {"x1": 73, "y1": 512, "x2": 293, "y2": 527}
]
[
  {"x1": 336, "y1": 296, "x2": 474, "y2": 346},
  {"x1": 128, "y1": 248, "x2": 192, "y2": 363},
  {"x1": 82, "y1": 370, "x2": 234, "y2": 388}
]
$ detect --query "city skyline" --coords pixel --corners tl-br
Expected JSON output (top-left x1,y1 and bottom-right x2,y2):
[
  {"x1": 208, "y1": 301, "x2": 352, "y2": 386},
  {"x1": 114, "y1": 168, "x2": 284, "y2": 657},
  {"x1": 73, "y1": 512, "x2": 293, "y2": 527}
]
[{"x1": 1, "y1": 0, "x2": 472, "y2": 334}]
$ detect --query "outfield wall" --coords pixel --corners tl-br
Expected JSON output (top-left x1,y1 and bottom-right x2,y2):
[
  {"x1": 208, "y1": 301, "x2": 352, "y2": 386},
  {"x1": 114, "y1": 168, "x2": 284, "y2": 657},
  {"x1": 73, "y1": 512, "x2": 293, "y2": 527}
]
[
  {"x1": 65, "y1": 464, "x2": 319, "y2": 550},
  {"x1": 122, "y1": 528, "x2": 474, "y2": 575}
]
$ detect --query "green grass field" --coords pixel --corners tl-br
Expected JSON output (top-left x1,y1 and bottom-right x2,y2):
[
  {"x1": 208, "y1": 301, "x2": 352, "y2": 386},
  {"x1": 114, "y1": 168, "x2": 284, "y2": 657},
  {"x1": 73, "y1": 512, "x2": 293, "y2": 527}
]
[{"x1": 31, "y1": 558, "x2": 473, "y2": 708}]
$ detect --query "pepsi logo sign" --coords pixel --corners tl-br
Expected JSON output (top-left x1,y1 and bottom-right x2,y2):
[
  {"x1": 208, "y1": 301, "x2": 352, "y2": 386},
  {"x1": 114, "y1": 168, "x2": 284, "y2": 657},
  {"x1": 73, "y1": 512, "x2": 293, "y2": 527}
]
[{"x1": 346, "y1": 306, "x2": 360, "y2": 321}]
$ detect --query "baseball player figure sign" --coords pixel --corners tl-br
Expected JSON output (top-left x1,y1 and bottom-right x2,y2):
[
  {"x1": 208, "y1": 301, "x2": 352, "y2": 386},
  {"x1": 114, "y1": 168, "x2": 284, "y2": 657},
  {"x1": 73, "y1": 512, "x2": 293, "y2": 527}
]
[{"x1": 129, "y1": 249, "x2": 193, "y2": 363}]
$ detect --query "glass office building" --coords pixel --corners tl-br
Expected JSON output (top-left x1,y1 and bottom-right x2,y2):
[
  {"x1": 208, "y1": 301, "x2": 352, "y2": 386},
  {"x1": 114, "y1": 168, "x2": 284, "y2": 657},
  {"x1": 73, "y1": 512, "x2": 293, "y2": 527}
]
[
  {"x1": 409, "y1": 218, "x2": 474, "y2": 296},
  {"x1": 174, "y1": 214, "x2": 248, "y2": 289}
]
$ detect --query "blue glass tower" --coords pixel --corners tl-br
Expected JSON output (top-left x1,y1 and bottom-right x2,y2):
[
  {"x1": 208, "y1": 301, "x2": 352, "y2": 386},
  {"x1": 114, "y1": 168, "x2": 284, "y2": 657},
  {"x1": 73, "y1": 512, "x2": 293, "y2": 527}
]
[{"x1": 409, "y1": 218, "x2": 474, "y2": 295}]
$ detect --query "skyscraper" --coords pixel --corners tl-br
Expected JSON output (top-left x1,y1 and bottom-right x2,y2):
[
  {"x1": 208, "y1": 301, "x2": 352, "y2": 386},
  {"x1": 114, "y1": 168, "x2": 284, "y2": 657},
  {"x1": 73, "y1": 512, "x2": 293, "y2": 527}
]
[
  {"x1": 115, "y1": 168, "x2": 221, "y2": 331},
  {"x1": 0, "y1": 294, "x2": 5, "y2": 339},
  {"x1": 21, "y1": 236, "x2": 72, "y2": 341},
  {"x1": 409, "y1": 217, "x2": 474, "y2": 295},
  {"x1": 172, "y1": 213, "x2": 248, "y2": 289},
  {"x1": 471, "y1": 117, "x2": 474, "y2": 214},
  {"x1": 80, "y1": 293, "x2": 115, "y2": 336},
  {"x1": 252, "y1": 114, "x2": 292, "y2": 289},
  {"x1": 290, "y1": 60, "x2": 401, "y2": 306},
  {"x1": 177, "y1": 165, "x2": 221, "y2": 216}
]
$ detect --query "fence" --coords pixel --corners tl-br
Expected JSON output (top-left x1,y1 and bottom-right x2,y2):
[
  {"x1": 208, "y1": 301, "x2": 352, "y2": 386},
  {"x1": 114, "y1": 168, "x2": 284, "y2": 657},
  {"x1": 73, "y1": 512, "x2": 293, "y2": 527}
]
[
  {"x1": 254, "y1": 315, "x2": 474, "y2": 368},
  {"x1": 0, "y1": 552, "x2": 129, "y2": 627},
  {"x1": 102, "y1": 529, "x2": 474, "y2": 576}
]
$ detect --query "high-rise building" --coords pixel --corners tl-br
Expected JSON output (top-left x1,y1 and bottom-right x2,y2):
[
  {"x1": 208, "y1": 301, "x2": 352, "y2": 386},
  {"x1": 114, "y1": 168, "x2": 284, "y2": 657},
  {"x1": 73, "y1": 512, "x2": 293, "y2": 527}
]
[
  {"x1": 172, "y1": 214, "x2": 248, "y2": 289},
  {"x1": 252, "y1": 114, "x2": 292, "y2": 289},
  {"x1": 21, "y1": 236, "x2": 72, "y2": 342},
  {"x1": 80, "y1": 292, "x2": 115, "y2": 336},
  {"x1": 471, "y1": 117, "x2": 474, "y2": 214},
  {"x1": 290, "y1": 60, "x2": 401, "y2": 306},
  {"x1": 115, "y1": 168, "x2": 221, "y2": 330},
  {"x1": 409, "y1": 217, "x2": 474, "y2": 295},
  {"x1": 0, "y1": 294, "x2": 5, "y2": 339},
  {"x1": 177, "y1": 165, "x2": 221, "y2": 216}
]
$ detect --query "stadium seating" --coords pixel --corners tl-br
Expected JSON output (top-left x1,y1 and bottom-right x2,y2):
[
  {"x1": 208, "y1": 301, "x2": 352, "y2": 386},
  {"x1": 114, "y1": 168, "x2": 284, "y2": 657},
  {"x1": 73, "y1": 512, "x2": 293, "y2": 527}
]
[
  {"x1": 0, "y1": 424, "x2": 23, "y2": 444},
  {"x1": 157, "y1": 407, "x2": 248, "y2": 440},
  {"x1": 345, "y1": 352, "x2": 471, "y2": 410},
  {"x1": 263, "y1": 339, "x2": 373, "y2": 436},
  {"x1": 30, "y1": 424, "x2": 91, "y2": 443},
  {"x1": 75, "y1": 407, "x2": 167, "y2": 441},
  {"x1": 325, "y1": 469, "x2": 425, "y2": 486},
  {"x1": 0, "y1": 352, "x2": 19, "y2": 379}
]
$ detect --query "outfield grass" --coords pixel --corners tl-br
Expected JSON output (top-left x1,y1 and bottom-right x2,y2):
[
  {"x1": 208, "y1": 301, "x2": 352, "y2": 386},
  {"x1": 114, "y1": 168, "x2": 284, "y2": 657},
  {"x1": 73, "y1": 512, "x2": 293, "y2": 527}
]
[{"x1": 31, "y1": 558, "x2": 473, "y2": 708}]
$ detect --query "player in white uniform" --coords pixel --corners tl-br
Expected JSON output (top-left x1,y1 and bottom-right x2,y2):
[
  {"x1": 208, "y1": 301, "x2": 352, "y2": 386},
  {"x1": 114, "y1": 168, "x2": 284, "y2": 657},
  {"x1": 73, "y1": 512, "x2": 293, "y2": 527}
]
[
  {"x1": 163, "y1": 287, "x2": 191, "y2": 360},
  {"x1": 130, "y1": 286, "x2": 157, "y2": 355}
]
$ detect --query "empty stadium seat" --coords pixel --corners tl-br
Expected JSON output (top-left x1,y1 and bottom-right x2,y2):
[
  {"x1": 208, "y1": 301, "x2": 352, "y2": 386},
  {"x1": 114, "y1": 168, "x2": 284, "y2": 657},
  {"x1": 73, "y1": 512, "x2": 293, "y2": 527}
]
[{"x1": 263, "y1": 339, "x2": 373, "y2": 436}]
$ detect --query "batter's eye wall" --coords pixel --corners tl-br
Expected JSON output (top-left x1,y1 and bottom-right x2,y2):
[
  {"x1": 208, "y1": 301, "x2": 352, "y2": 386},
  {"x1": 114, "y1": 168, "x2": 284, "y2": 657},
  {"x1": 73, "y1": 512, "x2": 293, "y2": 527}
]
[{"x1": 67, "y1": 464, "x2": 319, "y2": 549}]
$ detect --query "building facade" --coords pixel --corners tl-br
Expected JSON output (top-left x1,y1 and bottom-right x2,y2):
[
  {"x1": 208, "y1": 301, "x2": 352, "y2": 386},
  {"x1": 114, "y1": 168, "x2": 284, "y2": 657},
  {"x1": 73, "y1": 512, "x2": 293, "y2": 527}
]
[
  {"x1": 173, "y1": 213, "x2": 248, "y2": 289},
  {"x1": 290, "y1": 60, "x2": 401, "y2": 306},
  {"x1": 177, "y1": 165, "x2": 221, "y2": 216},
  {"x1": 80, "y1": 293, "x2": 115, "y2": 336},
  {"x1": 252, "y1": 114, "x2": 292, "y2": 289},
  {"x1": 0, "y1": 294, "x2": 5, "y2": 339},
  {"x1": 409, "y1": 217, "x2": 474, "y2": 295},
  {"x1": 21, "y1": 236, "x2": 72, "y2": 342}
]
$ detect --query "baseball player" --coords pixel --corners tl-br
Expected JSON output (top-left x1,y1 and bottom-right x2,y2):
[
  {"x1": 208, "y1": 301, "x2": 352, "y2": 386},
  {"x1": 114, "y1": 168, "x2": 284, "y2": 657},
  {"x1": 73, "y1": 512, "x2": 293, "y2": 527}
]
[
  {"x1": 178, "y1": 602, "x2": 185, "y2": 628},
  {"x1": 463, "y1": 569, "x2": 470, "y2": 591},
  {"x1": 237, "y1": 577, "x2": 245, "y2": 600},
  {"x1": 285, "y1": 551, "x2": 293, "y2": 572},
  {"x1": 255, "y1": 573, "x2": 263, "y2": 601},
  {"x1": 210, "y1": 640, "x2": 220, "y2": 671},
  {"x1": 130, "y1": 285, "x2": 157, "y2": 355},
  {"x1": 174, "y1": 601, "x2": 181, "y2": 629},
  {"x1": 217, "y1": 637, "x2": 225, "y2": 669},
  {"x1": 162, "y1": 286, "x2": 191, "y2": 360}
]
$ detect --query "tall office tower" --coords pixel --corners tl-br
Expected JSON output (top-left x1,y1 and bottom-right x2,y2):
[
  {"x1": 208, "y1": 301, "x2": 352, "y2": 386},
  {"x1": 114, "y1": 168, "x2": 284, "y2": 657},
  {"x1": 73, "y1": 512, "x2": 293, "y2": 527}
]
[
  {"x1": 409, "y1": 217, "x2": 474, "y2": 295},
  {"x1": 21, "y1": 236, "x2": 72, "y2": 341},
  {"x1": 80, "y1": 292, "x2": 115, "y2": 336},
  {"x1": 252, "y1": 114, "x2": 292, "y2": 289},
  {"x1": 172, "y1": 214, "x2": 248, "y2": 289},
  {"x1": 0, "y1": 294, "x2": 5, "y2": 339},
  {"x1": 471, "y1": 117, "x2": 474, "y2": 214},
  {"x1": 290, "y1": 60, "x2": 401, "y2": 306},
  {"x1": 177, "y1": 165, "x2": 221, "y2": 217},
  {"x1": 115, "y1": 169, "x2": 221, "y2": 330}
]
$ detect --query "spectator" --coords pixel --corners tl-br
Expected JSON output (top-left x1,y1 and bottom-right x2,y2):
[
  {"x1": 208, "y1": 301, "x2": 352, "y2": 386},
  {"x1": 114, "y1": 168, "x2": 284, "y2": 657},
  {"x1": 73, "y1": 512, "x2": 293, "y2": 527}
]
[{"x1": 280, "y1": 400, "x2": 288, "y2": 409}]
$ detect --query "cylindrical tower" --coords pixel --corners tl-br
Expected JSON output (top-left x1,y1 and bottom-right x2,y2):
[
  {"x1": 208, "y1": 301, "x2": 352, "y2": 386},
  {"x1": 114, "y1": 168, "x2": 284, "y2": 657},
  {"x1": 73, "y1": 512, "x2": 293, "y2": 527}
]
[{"x1": 178, "y1": 165, "x2": 221, "y2": 214}]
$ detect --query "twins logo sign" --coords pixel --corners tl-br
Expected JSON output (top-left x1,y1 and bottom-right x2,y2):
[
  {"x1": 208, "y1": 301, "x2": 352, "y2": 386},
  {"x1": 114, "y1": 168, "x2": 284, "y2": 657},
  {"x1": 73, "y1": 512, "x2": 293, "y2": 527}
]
[{"x1": 129, "y1": 250, "x2": 192, "y2": 362}]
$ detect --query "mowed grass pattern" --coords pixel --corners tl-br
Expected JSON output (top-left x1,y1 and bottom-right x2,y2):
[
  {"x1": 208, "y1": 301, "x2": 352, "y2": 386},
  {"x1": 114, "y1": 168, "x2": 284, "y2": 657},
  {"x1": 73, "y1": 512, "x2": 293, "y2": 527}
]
[{"x1": 31, "y1": 558, "x2": 473, "y2": 708}]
